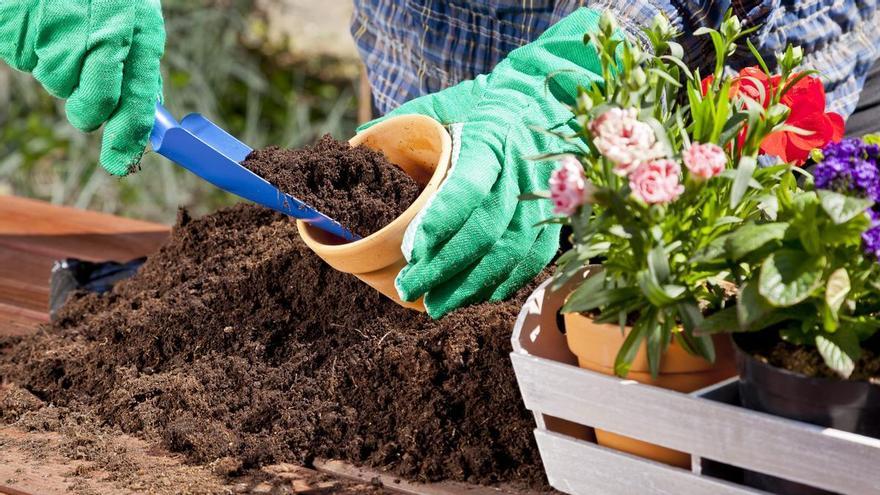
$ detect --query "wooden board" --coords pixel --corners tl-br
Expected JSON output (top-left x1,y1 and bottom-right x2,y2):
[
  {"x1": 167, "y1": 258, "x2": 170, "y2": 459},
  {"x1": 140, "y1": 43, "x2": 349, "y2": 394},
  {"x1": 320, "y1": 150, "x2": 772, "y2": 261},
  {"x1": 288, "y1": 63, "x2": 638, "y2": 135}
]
[
  {"x1": 533, "y1": 430, "x2": 763, "y2": 495},
  {"x1": 0, "y1": 195, "x2": 169, "y2": 335},
  {"x1": 511, "y1": 272, "x2": 880, "y2": 495}
]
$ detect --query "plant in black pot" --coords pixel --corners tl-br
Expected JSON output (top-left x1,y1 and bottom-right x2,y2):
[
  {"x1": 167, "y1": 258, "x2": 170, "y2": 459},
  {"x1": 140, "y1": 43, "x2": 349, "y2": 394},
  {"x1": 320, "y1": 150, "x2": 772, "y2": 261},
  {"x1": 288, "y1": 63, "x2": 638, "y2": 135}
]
[{"x1": 699, "y1": 136, "x2": 880, "y2": 494}]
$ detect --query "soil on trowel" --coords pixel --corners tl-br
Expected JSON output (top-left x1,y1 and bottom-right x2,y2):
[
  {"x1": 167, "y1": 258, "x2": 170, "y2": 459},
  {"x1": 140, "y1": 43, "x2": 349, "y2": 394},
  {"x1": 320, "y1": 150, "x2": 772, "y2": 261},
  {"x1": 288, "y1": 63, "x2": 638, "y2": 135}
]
[
  {"x1": 242, "y1": 135, "x2": 422, "y2": 238},
  {"x1": 753, "y1": 339, "x2": 880, "y2": 383},
  {"x1": 0, "y1": 204, "x2": 548, "y2": 491}
]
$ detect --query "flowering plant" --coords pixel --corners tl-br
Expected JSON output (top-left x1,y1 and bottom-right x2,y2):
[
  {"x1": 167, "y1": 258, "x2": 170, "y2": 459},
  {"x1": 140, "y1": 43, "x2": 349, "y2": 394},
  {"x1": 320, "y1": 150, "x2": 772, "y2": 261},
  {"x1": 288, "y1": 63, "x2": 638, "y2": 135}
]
[
  {"x1": 697, "y1": 137, "x2": 880, "y2": 378},
  {"x1": 531, "y1": 12, "x2": 846, "y2": 377}
]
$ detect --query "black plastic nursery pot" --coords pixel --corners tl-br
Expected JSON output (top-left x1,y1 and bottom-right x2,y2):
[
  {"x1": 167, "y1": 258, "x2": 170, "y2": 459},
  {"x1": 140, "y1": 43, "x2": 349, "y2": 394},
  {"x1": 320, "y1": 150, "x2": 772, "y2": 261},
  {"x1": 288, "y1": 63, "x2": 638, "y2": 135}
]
[{"x1": 733, "y1": 332, "x2": 880, "y2": 495}]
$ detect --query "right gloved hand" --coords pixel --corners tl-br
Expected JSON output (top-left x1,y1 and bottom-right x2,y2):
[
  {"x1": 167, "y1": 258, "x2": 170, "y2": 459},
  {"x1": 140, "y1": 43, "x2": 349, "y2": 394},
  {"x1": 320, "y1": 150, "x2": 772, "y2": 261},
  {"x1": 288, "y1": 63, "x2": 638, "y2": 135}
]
[
  {"x1": 0, "y1": 0, "x2": 165, "y2": 176},
  {"x1": 359, "y1": 8, "x2": 607, "y2": 317}
]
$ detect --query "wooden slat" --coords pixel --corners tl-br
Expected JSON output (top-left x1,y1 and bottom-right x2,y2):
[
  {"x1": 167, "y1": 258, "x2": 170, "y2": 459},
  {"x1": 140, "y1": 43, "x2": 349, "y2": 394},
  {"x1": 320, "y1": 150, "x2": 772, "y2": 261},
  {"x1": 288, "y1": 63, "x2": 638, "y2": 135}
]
[
  {"x1": 0, "y1": 195, "x2": 168, "y2": 236},
  {"x1": 0, "y1": 195, "x2": 169, "y2": 338},
  {"x1": 0, "y1": 277, "x2": 48, "y2": 314},
  {"x1": 511, "y1": 352, "x2": 880, "y2": 494},
  {"x1": 534, "y1": 430, "x2": 763, "y2": 495},
  {"x1": 0, "y1": 232, "x2": 167, "y2": 263}
]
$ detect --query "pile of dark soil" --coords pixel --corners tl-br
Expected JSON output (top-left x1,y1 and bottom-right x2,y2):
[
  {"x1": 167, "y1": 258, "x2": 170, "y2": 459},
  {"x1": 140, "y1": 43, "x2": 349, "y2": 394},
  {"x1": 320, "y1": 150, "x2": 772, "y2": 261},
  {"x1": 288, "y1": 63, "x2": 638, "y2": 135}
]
[
  {"x1": 0, "y1": 204, "x2": 546, "y2": 489},
  {"x1": 754, "y1": 339, "x2": 880, "y2": 382},
  {"x1": 242, "y1": 135, "x2": 422, "y2": 238}
]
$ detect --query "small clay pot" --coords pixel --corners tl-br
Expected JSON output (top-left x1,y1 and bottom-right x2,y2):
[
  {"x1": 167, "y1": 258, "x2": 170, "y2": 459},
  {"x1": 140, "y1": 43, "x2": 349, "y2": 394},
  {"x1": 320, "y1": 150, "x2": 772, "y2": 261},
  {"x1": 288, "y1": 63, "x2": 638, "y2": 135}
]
[
  {"x1": 297, "y1": 115, "x2": 452, "y2": 311},
  {"x1": 564, "y1": 311, "x2": 737, "y2": 468},
  {"x1": 733, "y1": 331, "x2": 880, "y2": 494}
]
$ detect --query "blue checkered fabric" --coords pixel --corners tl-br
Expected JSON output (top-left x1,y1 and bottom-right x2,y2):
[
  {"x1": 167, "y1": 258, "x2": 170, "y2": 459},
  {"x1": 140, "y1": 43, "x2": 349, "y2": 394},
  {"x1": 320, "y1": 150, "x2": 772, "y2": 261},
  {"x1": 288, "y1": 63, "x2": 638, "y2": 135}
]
[{"x1": 351, "y1": 1, "x2": 880, "y2": 119}]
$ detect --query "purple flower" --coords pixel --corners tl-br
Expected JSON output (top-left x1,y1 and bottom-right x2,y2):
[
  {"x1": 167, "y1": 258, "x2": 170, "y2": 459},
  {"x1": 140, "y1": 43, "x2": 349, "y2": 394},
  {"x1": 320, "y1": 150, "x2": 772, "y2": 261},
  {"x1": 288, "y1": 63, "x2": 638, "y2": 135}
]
[
  {"x1": 863, "y1": 225, "x2": 880, "y2": 260},
  {"x1": 814, "y1": 138, "x2": 880, "y2": 260}
]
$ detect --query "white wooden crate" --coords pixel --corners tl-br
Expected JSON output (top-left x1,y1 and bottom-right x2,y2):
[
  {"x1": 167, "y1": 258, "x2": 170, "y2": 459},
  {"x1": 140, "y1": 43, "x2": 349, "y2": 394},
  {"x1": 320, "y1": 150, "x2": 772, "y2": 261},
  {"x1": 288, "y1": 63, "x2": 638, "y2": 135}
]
[{"x1": 510, "y1": 269, "x2": 880, "y2": 495}]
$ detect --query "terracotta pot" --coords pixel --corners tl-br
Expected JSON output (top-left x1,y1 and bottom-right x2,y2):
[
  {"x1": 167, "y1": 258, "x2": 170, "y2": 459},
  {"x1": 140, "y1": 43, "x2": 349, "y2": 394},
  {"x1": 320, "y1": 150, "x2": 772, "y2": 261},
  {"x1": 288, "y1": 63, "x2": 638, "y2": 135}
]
[
  {"x1": 564, "y1": 311, "x2": 737, "y2": 468},
  {"x1": 297, "y1": 115, "x2": 452, "y2": 311}
]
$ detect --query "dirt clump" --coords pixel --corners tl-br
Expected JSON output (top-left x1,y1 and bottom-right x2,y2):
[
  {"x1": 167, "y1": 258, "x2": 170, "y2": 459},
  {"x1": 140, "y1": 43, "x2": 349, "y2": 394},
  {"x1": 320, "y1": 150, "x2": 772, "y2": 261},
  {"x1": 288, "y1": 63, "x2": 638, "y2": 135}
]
[
  {"x1": 0, "y1": 204, "x2": 547, "y2": 489},
  {"x1": 242, "y1": 136, "x2": 422, "y2": 238}
]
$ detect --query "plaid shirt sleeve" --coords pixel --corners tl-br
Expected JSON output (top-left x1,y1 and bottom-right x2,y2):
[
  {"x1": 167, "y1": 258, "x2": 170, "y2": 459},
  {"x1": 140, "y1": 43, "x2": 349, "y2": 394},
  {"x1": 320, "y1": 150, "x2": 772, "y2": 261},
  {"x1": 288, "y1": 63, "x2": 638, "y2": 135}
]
[{"x1": 351, "y1": 0, "x2": 880, "y2": 120}]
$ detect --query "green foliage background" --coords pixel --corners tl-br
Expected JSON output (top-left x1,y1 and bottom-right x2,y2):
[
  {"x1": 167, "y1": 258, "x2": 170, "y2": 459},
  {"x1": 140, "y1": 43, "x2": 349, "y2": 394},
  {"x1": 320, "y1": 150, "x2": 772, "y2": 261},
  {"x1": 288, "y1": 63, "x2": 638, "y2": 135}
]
[{"x1": 0, "y1": 0, "x2": 359, "y2": 223}]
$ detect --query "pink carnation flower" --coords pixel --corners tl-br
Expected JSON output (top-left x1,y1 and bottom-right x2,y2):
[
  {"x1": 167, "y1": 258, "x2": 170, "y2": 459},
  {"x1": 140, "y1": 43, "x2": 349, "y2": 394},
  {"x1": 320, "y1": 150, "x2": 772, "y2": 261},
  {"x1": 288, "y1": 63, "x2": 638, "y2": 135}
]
[
  {"x1": 683, "y1": 142, "x2": 727, "y2": 180},
  {"x1": 629, "y1": 159, "x2": 684, "y2": 205},
  {"x1": 589, "y1": 107, "x2": 663, "y2": 176},
  {"x1": 549, "y1": 156, "x2": 595, "y2": 216}
]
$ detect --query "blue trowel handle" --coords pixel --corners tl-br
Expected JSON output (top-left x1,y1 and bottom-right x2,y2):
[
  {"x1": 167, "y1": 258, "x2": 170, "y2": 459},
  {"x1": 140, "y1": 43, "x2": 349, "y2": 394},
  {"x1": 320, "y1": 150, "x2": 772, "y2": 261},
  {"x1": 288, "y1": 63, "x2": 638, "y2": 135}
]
[{"x1": 149, "y1": 103, "x2": 360, "y2": 242}]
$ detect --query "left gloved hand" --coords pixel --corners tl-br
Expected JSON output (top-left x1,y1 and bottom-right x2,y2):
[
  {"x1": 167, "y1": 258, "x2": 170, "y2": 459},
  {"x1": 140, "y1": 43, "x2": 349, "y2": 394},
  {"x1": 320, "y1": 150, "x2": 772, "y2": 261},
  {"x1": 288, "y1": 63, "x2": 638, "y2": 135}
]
[
  {"x1": 0, "y1": 0, "x2": 166, "y2": 175},
  {"x1": 360, "y1": 8, "x2": 606, "y2": 317}
]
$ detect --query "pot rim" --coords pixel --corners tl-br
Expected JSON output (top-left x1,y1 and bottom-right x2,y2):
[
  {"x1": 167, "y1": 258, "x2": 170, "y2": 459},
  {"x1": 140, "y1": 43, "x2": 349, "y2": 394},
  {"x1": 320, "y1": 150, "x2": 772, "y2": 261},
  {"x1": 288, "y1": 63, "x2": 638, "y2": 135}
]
[
  {"x1": 296, "y1": 114, "x2": 452, "y2": 255},
  {"x1": 732, "y1": 332, "x2": 880, "y2": 393}
]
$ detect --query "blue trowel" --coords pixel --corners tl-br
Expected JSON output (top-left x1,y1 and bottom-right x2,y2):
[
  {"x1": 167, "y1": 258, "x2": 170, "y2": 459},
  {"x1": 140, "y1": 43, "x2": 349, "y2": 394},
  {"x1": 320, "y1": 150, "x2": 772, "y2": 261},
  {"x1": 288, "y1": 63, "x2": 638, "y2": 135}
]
[{"x1": 149, "y1": 103, "x2": 359, "y2": 242}]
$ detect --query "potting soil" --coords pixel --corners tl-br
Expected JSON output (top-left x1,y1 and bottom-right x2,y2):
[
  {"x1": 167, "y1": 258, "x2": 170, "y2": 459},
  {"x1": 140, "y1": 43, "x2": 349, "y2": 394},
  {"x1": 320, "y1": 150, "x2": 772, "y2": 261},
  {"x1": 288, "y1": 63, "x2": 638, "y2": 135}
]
[
  {"x1": 754, "y1": 339, "x2": 880, "y2": 382},
  {"x1": 242, "y1": 135, "x2": 422, "y2": 238},
  {"x1": 0, "y1": 204, "x2": 547, "y2": 489}
]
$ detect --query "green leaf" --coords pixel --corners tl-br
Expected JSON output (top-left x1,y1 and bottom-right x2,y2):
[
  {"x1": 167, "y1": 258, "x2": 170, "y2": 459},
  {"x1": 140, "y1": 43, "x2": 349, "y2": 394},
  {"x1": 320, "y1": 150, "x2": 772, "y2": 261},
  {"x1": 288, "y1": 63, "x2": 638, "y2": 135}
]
[
  {"x1": 637, "y1": 270, "x2": 678, "y2": 307},
  {"x1": 759, "y1": 249, "x2": 826, "y2": 306},
  {"x1": 561, "y1": 272, "x2": 606, "y2": 313},
  {"x1": 730, "y1": 156, "x2": 757, "y2": 209},
  {"x1": 714, "y1": 216, "x2": 743, "y2": 227},
  {"x1": 648, "y1": 68, "x2": 682, "y2": 88},
  {"x1": 675, "y1": 302, "x2": 717, "y2": 362},
  {"x1": 646, "y1": 318, "x2": 664, "y2": 378},
  {"x1": 818, "y1": 190, "x2": 873, "y2": 225},
  {"x1": 815, "y1": 328, "x2": 861, "y2": 379},
  {"x1": 695, "y1": 306, "x2": 738, "y2": 335},
  {"x1": 675, "y1": 330, "x2": 716, "y2": 363},
  {"x1": 519, "y1": 191, "x2": 551, "y2": 201},
  {"x1": 757, "y1": 194, "x2": 779, "y2": 220},
  {"x1": 564, "y1": 287, "x2": 640, "y2": 314},
  {"x1": 724, "y1": 222, "x2": 789, "y2": 261},
  {"x1": 746, "y1": 38, "x2": 770, "y2": 76},
  {"x1": 737, "y1": 282, "x2": 773, "y2": 330},
  {"x1": 614, "y1": 320, "x2": 648, "y2": 377},
  {"x1": 798, "y1": 220, "x2": 822, "y2": 256},
  {"x1": 719, "y1": 112, "x2": 748, "y2": 146},
  {"x1": 647, "y1": 245, "x2": 671, "y2": 282},
  {"x1": 825, "y1": 268, "x2": 851, "y2": 315}
]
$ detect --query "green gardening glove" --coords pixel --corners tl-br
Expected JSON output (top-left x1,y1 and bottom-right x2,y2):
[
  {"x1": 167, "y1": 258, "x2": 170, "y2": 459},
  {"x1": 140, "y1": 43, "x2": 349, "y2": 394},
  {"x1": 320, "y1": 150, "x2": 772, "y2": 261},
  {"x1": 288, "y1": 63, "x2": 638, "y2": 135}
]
[
  {"x1": 0, "y1": 0, "x2": 165, "y2": 175},
  {"x1": 360, "y1": 8, "x2": 606, "y2": 318}
]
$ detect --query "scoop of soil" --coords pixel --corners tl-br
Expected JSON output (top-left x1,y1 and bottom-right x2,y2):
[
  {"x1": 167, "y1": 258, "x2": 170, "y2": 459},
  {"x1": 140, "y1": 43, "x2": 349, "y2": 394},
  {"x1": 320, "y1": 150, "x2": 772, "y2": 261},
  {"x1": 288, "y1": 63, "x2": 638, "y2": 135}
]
[
  {"x1": 0, "y1": 204, "x2": 547, "y2": 489},
  {"x1": 242, "y1": 135, "x2": 422, "y2": 238}
]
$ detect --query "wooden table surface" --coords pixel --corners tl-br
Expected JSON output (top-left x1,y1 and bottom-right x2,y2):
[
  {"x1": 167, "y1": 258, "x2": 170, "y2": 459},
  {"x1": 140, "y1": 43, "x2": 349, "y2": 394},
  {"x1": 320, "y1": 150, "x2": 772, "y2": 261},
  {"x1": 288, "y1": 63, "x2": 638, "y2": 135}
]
[{"x1": 0, "y1": 195, "x2": 169, "y2": 337}]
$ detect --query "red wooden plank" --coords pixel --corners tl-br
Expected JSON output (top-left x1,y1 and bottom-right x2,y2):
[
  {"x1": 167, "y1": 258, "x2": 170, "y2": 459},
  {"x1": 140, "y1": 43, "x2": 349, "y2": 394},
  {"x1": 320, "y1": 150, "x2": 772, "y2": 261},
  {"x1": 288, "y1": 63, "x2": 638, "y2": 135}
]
[{"x1": 0, "y1": 196, "x2": 170, "y2": 338}]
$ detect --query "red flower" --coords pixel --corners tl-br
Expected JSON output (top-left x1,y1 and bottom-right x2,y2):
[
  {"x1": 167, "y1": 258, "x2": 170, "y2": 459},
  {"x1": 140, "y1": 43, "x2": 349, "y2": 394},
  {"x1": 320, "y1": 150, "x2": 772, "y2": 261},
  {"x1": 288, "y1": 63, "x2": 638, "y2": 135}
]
[
  {"x1": 700, "y1": 67, "x2": 844, "y2": 165},
  {"x1": 759, "y1": 75, "x2": 844, "y2": 164},
  {"x1": 701, "y1": 67, "x2": 774, "y2": 107}
]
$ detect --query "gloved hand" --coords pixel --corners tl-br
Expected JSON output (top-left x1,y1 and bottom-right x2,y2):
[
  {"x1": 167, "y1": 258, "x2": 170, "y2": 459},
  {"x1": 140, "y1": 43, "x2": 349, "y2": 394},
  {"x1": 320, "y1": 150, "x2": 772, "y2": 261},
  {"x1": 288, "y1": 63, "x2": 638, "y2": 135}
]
[
  {"x1": 0, "y1": 0, "x2": 165, "y2": 176},
  {"x1": 360, "y1": 8, "x2": 606, "y2": 317}
]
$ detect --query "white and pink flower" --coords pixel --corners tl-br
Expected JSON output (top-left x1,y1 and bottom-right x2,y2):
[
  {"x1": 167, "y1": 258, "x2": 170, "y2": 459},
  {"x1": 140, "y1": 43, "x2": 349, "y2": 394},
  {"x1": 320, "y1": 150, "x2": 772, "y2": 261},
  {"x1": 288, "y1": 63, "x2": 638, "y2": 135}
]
[
  {"x1": 683, "y1": 142, "x2": 727, "y2": 180},
  {"x1": 629, "y1": 159, "x2": 684, "y2": 205},
  {"x1": 589, "y1": 107, "x2": 664, "y2": 176},
  {"x1": 549, "y1": 155, "x2": 595, "y2": 216}
]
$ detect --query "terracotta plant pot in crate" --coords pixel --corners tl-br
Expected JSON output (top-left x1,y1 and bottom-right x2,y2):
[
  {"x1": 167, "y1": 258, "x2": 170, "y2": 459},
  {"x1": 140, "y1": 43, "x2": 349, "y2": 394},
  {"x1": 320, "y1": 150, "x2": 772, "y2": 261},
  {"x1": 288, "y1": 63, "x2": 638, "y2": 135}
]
[
  {"x1": 297, "y1": 115, "x2": 452, "y2": 311},
  {"x1": 563, "y1": 276, "x2": 737, "y2": 468}
]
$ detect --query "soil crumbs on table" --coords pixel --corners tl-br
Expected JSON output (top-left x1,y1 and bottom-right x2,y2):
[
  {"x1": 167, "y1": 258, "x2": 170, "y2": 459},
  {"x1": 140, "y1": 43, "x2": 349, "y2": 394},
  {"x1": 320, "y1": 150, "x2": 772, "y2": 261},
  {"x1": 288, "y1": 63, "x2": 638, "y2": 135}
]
[
  {"x1": 242, "y1": 135, "x2": 422, "y2": 238},
  {"x1": 0, "y1": 384, "x2": 378, "y2": 494},
  {"x1": 0, "y1": 204, "x2": 548, "y2": 493}
]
